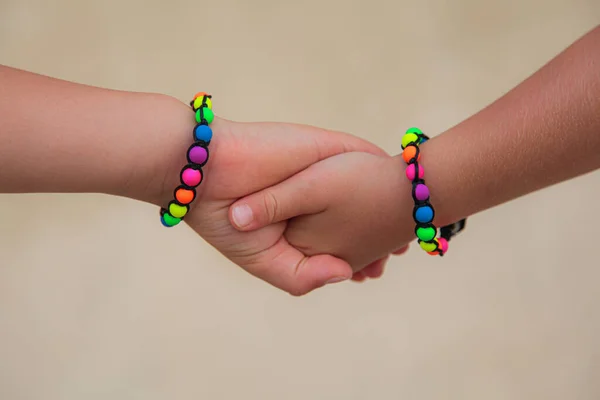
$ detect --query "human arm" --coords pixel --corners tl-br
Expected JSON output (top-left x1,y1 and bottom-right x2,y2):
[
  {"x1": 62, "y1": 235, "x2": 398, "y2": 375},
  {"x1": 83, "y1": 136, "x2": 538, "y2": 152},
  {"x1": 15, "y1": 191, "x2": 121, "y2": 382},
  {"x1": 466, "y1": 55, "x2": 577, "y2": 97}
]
[
  {"x1": 0, "y1": 65, "x2": 186, "y2": 202},
  {"x1": 0, "y1": 65, "x2": 389, "y2": 294},
  {"x1": 229, "y1": 24, "x2": 600, "y2": 269}
]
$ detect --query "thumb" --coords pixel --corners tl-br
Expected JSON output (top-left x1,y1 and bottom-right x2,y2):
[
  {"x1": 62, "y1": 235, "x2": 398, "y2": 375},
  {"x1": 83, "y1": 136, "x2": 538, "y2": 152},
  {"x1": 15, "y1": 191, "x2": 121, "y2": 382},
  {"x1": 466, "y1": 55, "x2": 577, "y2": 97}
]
[{"x1": 229, "y1": 167, "x2": 328, "y2": 231}]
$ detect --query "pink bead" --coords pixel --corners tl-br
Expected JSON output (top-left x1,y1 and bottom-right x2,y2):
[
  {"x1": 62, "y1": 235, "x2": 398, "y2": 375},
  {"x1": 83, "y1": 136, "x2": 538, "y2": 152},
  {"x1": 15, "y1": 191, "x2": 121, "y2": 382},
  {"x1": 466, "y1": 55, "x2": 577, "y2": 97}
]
[
  {"x1": 181, "y1": 168, "x2": 202, "y2": 187},
  {"x1": 405, "y1": 164, "x2": 425, "y2": 181},
  {"x1": 438, "y1": 238, "x2": 449, "y2": 254}
]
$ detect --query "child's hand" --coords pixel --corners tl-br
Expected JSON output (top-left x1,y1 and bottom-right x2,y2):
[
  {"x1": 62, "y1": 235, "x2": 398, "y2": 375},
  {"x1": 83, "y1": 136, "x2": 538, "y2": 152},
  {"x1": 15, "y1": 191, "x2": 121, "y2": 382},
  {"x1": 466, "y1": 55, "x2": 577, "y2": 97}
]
[
  {"x1": 228, "y1": 152, "x2": 416, "y2": 273},
  {"x1": 351, "y1": 245, "x2": 409, "y2": 282},
  {"x1": 156, "y1": 103, "x2": 392, "y2": 296}
]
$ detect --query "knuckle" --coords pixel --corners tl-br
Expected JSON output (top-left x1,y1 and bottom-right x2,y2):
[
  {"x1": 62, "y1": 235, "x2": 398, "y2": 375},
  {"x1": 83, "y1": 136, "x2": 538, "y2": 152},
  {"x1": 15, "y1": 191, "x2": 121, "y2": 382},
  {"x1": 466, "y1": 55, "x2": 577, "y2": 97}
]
[{"x1": 263, "y1": 190, "x2": 281, "y2": 223}]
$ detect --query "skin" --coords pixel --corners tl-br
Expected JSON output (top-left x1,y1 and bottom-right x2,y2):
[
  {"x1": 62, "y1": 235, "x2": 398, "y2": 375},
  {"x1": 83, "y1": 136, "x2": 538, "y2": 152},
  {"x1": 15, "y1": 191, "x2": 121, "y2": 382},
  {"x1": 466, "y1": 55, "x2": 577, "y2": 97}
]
[
  {"x1": 0, "y1": 65, "x2": 390, "y2": 296},
  {"x1": 230, "y1": 25, "x2": 600, "y2": 271}
]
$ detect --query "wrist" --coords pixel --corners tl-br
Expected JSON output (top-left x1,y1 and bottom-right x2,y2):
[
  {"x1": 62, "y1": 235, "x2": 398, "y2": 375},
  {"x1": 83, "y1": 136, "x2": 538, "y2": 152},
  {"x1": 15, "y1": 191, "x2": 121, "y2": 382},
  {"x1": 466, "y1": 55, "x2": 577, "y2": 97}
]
[
  {"x1": 386, "y1": 134, "x2": 467, "y2": 252},
  {"x1": 382, "y1": 154, "x2": 419, "y2": 250},
  {"x1": 401, "y1": 132, "x2": 469, "y2": 231},
  {"x1": 144, "y1": 95, "x2": 234, "y2": 212},
  {"x1": 115, "y1": 93, "x2": 194, "y2": 205}
]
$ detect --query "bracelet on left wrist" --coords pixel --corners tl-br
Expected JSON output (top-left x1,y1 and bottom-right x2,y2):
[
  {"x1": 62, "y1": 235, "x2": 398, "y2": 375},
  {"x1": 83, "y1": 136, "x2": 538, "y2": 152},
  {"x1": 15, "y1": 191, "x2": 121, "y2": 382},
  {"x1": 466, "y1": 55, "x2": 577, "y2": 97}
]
[{"x1": 400, "y1": 127, "x2": 467, "y2": 256}]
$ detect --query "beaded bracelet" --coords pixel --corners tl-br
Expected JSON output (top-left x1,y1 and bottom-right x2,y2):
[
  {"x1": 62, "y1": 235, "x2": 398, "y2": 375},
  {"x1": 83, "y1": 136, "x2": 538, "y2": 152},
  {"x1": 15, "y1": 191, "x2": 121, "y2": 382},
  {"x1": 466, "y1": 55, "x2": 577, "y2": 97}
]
[
  {"x1": 401, "y1": 127, "x2": 466, "y2": 256},
  {"x1": 160, "y1": 92, "x2": 214, "y2": 227}
]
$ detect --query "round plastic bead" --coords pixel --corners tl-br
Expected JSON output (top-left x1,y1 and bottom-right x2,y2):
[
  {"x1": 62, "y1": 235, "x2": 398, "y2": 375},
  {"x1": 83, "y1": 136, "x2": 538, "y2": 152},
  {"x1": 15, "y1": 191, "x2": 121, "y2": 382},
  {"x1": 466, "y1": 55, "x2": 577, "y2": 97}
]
[
  {"x1": 193, "y1": 96, "x2": 212, "y2": 111},
  {"x1": 405, "y1": 164, "x2": 425, "y2": 181},
  {"x1": 402, "y1": 146, "x2": 421, "y2": 164},
  {"x1": 438, "y1": 237, "x2": 449, "y2": 254},
  {"x1": 188, "y1": 145, "x2": 208, "y2": 165},
  {"x1": 193, "y1": 91, "x2": 208, "y2": 100},
  {"x1": 203, "y1": 107, "x2": 214, "y2": 124},
  {"x1": 175, "y1": 188, "x2": 195, "y2": 205},
  {"x1": 160, "y1": 215, "x2": 170, "y2": 227},
  {"x1": 181, "y1": 168, "x2": 202, "y2": 187},
  {"x1": 414, "y1": 205, "x2": 434, "y2": 223},
  {"x1": 161, "y1": 212, "x2": 181, "y2": 227},
  {"x1": 406, "y1": 127, "x2": 423, "y2": 136},
  {"x1": 194, "y1": 124, "x2": 213, "y2": 143},
  {"x1": 169, "y1": 203, "x2": 188, "y2": 219},
  {"x1": 401, "y1": 133, "x2": 419, "y2": 149},
  {"x1": 196, "y1": 107, "x2": 215, "y2": 124},
  {"x1": 414, "y1": 184, "x2": 430, "y2": 201},
  {"x1": 419, "y1": 240, "x2": 438, "y2": 252},
  {"x1": 416, "y1": 226, "x2": 437, "y2": 242}
]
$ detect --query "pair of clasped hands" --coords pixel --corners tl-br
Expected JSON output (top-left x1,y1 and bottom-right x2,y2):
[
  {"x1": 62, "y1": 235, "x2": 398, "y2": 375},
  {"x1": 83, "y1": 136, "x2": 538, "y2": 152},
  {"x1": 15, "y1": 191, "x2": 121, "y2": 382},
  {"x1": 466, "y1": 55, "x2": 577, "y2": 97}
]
[{"x1": 182, "y1": 116, "x2": 417, "y2": 296}]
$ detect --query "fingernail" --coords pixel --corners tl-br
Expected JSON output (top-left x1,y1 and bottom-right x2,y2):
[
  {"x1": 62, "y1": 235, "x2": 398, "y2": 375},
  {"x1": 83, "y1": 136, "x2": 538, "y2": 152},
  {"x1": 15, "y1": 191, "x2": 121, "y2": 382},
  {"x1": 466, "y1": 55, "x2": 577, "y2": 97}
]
[
  {"x1": 232, "y1": 204, "x2": 254, "y2": 228},
  {"x1": 325, "y1": 276, "x2": 349, "y2": 285}
]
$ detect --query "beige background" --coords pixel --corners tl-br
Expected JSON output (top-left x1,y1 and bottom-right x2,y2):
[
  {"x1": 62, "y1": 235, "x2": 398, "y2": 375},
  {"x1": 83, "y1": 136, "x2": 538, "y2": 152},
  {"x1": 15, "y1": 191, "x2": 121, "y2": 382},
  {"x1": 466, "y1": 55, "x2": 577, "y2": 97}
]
[{"x1": 1, "y1": 0, "x2": 600, "y2": 399}]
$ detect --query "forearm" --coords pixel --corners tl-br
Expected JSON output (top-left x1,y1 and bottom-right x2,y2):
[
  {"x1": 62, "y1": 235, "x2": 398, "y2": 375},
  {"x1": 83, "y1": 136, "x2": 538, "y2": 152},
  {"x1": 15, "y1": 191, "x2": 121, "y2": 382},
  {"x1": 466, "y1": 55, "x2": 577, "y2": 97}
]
[
  {"x1": 416, "y1": 25, "x2": 600, "y2": 228},
  {"x1": 0, "y1": 66, "x2": 194, "y2": 204}
]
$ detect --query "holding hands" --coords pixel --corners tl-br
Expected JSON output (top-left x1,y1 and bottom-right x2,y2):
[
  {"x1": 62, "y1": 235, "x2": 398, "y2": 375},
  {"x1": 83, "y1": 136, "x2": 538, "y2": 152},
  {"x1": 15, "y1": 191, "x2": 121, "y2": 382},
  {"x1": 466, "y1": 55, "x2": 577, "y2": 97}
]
[
  {"x1": 5, "y1": 26, "x2": 599, "y2": 297},
  {"x1": 170, "y1": 115, "x2": 410, "y2": 296},
  {"x1": 228, "y1": 151, "x2": 415, "y2": 277}
]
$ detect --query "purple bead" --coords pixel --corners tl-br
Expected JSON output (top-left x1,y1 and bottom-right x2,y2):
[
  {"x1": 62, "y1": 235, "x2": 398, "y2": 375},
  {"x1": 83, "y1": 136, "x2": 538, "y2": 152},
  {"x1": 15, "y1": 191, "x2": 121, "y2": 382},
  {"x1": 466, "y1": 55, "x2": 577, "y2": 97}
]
[
  {"x1": 414, "y1": 184, "x2": 430, "y2": 201},
  {"x1": 188, "y1": 146, "x2": 208, "y2": 165}
]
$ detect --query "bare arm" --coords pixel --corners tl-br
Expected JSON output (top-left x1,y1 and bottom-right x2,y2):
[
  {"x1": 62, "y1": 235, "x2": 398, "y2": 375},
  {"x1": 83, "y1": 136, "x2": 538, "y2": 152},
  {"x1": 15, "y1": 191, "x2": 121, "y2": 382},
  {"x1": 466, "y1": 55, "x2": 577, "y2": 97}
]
[
  {"x1": 422, "y1": 25, "x2": 600, "y2": 228},
  {"x1": 0, "y1": 66, "x2": 190, "y2": 204},
  {"x1": 228, "y1": 25, "x2": 600, "y2": 270},
  {"x1": 0, "y1": 65, "x2": 393, "y2": 294}
]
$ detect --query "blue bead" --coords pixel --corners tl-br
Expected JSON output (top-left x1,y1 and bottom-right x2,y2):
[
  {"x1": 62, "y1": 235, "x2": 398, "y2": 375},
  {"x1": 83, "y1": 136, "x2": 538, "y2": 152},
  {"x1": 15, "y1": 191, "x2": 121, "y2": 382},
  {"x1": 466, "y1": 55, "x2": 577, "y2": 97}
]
[
  {"x1": 160, "y1": 214, "x2": 171, "y2": 228},
  {"x1": 415, "y1": 206, "x2": 434, "y2": 223},
  {"x1": 194, "y1": 124, "x2": 213, "y2": 143}
]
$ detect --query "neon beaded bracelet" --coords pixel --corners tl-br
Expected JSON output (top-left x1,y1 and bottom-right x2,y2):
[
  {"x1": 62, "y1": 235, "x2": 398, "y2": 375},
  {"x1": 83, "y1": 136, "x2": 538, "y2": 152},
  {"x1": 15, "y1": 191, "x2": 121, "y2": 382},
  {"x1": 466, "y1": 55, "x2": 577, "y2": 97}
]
[
  {"x1": 160, "y1": 92, "x2": 214, "y2": 227},
  {"x1": 401, "y1": 127, "x2": 466, "y2": 256}
]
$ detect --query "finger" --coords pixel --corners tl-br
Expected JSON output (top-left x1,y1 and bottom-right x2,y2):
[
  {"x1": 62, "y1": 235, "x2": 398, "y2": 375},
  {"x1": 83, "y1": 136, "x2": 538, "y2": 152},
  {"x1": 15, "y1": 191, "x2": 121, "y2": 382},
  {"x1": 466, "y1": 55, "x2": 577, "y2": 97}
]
[
  {"x1": 351, "y1": 271, "x2": 367, "y2": 282},
  {"x1": 217, "y1": 121, "x2": 388, "y2": 196},
  {"x1": 361, "y1": 256, "x2": 388, "y2": 279},
  {"x1": 229, "y1": 167, "x2": 328, "y2": 231},
  {"x1": 238, "y1": 235, "x2": 353, "y2": 296},
  {"x1": 241, "y1": 121, "x2": 389, "y2": 159}
]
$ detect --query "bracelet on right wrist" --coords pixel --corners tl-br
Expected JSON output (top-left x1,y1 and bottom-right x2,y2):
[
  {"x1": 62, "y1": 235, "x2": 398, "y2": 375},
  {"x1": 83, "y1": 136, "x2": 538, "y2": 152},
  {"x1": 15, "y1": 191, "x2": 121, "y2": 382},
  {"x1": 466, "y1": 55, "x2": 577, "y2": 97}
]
[{"x1": 401, "y1": 127, "x2": 466, "y2": 256}]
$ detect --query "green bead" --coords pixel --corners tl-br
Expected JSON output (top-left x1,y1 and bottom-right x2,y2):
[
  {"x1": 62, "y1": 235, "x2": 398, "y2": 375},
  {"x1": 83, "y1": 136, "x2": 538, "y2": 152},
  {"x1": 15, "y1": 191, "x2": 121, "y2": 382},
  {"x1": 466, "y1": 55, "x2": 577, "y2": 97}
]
[
  {"x1": 402, "y1": 133, "x2": 419, "y2": 149},
  {"x1": 416, "y1": 226, "x2": 436, "y2": 242},
  {"x1": 196, "y1": 107, "x2": 215, "y2": 124},
  {"x1": 162, "y1": 213, "x2": 181, "y2": 227},
  {"x1": 203, "y1": 107, "x2": 214, "y2": 124},
  {"x1": 406, "y1": 127, "x2": 423, "y2": 135}
]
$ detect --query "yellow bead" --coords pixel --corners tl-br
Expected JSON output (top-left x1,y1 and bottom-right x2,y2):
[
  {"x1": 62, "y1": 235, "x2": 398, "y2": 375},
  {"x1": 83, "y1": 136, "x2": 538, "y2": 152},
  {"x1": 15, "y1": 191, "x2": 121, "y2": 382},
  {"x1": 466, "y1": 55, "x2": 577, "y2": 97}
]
[
  {"x1": 402, "y1": 133, "x2": 419, "y2": 149},
  {"x1": 419, "y1": 240, "x2": 438, "y2": 252},
  {"x1": 169, "y1": 203, "x2": 188, "y2": 218},
  {"x1": 193, "y1": 96, "x2": 212, "y2": 110}
]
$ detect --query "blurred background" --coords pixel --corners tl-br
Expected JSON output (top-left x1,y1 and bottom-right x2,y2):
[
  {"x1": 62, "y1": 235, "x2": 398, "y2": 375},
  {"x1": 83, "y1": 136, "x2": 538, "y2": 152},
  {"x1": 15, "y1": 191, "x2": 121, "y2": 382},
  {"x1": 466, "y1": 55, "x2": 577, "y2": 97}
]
[{"x1": 1, "y1": 0, "x2": 599, "y2": 399}]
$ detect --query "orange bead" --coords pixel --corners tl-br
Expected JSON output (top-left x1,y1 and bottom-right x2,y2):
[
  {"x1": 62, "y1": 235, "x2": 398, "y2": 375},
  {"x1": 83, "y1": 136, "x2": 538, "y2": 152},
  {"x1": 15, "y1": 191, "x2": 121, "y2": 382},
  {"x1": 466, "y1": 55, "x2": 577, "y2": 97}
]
[
  {"x1": 175, "y1": 188, "x2": 195, "y2": 205},
  {"x1": 193, "y1": 92, "x2": 208, "y2": 100},
  {"x1": 402, "y1": 146, "x2": 421, "y2": 164}
]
